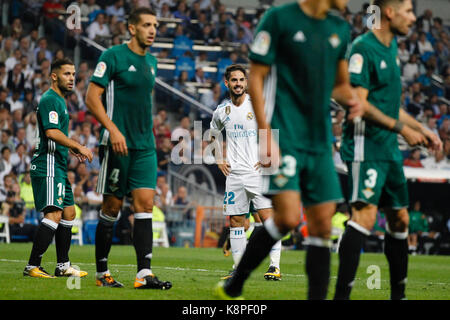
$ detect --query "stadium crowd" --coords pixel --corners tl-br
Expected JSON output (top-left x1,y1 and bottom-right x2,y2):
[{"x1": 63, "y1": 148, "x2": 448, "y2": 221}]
[{"x1": 0, "y1": 0, "x2": 449, "y2": 252}]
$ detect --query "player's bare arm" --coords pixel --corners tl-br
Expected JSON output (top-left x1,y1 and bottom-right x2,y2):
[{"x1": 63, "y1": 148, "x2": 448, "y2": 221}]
[
  {"x1": 248, "y1": 61, "x2": 279, "y2": 168},
  {"x1": 85, "y1": 81, "x2": 128, "y2": 156},
  {"x1": 353, "y1": 86, "x2": 429, "y2": 147},
  {"x1": 331, "y1": 60, "x2": 364, "y2": 121},
  {"x1": 45, "y1": 128, "x2": 93, "y2": 162}
]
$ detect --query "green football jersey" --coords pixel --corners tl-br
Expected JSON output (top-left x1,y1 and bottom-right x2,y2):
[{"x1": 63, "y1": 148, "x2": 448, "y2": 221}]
[
  {"x1": 248, "y1": 2, "x2": 351, "y2": 153},
  {"x1": 90, "y1": 43, "x2": 157, "y2": 150},
  {"x1": 31, "y1": 88, "x2": 70, "y2": 177},
  {"x1": 341, "y1": 31, "x2": 403, "y2": 162}
]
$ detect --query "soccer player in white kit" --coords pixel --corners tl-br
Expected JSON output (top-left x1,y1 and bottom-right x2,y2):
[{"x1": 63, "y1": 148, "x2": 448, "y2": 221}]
[{"x1": 210, "y1": 64, "x2": 282, "y2": 280}]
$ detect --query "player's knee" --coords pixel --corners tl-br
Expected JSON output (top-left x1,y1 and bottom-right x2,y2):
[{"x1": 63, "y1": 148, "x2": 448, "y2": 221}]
[
  {"x1": 277, "y1": 214, "x2": 300, "y2": 233},
  {"x1": 309, "y1": 220, "x2": 332, "y2": 239},
  {"x1": 102, "y1": 204, "x2": 121, "y2": 217},
  {"x1": 133, "y1": 199, "x2": 154, "y2": 213}
]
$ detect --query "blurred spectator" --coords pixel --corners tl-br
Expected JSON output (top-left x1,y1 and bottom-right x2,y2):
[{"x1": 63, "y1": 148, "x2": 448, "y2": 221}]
[
  {"x1": 86, "y1": 174, "x2": 102, "y2": 206},
  {"x1": 407, "y1": 92, "x2": 424, "y2": 117},
  {"x1": 11, "y1": 143, "x2": 30, "y2": 175},
  {"x1": 85, "y1": 0, "x2": 101, "y2": 18},
  {"x1": 405, "y1": 32, "x2": 420, "y2": 56},
  {"x1": 438, "y1": 117, "x2": 450, "y2": 141},
  {"x1": 194, "y1": 67, "x2": 209, "y2": 84},
  {"x1": 403, "y1": 148, "x2": 423, "y2": 168},
  {"x1": 12, "y1": 127, "x2": 28, "y2": 151},
  {"x1": 398, "y1": 41, "x2": 410, "y2": 65},
  {"x1": 33, "y1": 38, "x2": 53, "y2": 64},
  {"x1": 157, "y1": 136, "x2": 172, "y2": 172},
  {"x1": 1, "y1": 146, "x2": 13, "y2": 178},
  {"x1": 417, "y1": 9, "x2": 433, "y2": 33},
  {"x1": 0, "y1": 174, "x2": 14, "y2": 202},
  {"x1": 79, "y1": 122, "x2": 97, "y2": 150},
  {"x1": 87, "y1": 13, "x2": 111, "y2": 43},
  {"x1": 173, "y1": 1, "x2": 191, "y2": 26},
  {"x1": 24, "y1": 112, "x2": 37, "y2": 149},
  {"x1": 5, "y1": 49, "x2": 22, "y2": 72},
  {"x1": 0, "y1": 38, "x2": 14, "y2": 63},
  {"x1": 106, "y1": 0, "x2": 126, "y2": 22},
  {"x1": 0, "y1": 88, "x2": 11, "y2": 112},
  {"x1": 7, "y1": 65, "x2": 25, "y2": 94},
  {"x1": 43, "y1": 0, "x2": 65, "y2": 19},
  {"x1": 0, "y1": 130, "x2": 15, "y2": 153},
  {"x1": 2, "y1": 185, "x2": 37, "y2": 242},
  {"x1": 417, "y1": 32, "x2": 434, "y2": 56},
  {"x1": 421, "y1": 149, "x2": 450, "y2": 170},
  {"x1": 403, "y1": 54, "x2": 420, "y2": 83},
  {"x1": 159, "y1": 3, "x2": 174, "y2": 19},
  {"x1": 425, "y1": 116, "x2": 439, "y2": 136},
  {"x1": 199, "y1": 82, "x2": 222, "y2": 124}
]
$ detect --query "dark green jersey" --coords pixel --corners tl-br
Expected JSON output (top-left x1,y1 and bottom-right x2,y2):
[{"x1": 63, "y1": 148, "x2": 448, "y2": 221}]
[
  {"x1": 90, "y1": 43, "x2": 157, "y2": 150},
  {"x1": 248, "y1": 2, "x2": 351, "y2": 153},
  {"x1": 341, "y1": 31, "x2": 403, "y2": 162},
  {"x1": 31, "y1": 88, "x2": 70, "y2": 177}
]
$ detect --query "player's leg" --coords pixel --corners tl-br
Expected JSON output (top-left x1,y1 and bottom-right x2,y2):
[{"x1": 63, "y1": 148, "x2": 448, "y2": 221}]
[
  {"x1": 54, "y1": 178, "x2": 87, "y2": 277},
  {"x1": 221, "y1": 191, "x2": 299, "y2": 298},
  {"x1": 381, "y1": 160, "x2": 410, "y2": 300},
  {"x1": 257, "y1": 206, "x2": 282, "y2": 280},
  {"x1": 95, "y1": 146, "x2": 125, "y2": 287},
  {"x1": 24, "y1": 176, "x2": 63, "y2": 278},
  {"x1": 128, "y1": 149, "x2": 171, "y2": 290},
  {"x1": 226, "y1": 213, "x2": 247, "y2": 278},
  {"x1": 24, "y1": 207, "x2": 62, "y2": 278},
  {"x1": 334, "y1": 203, "x2": 377, "y2": 300},
  {"x1": 54, "y1": 203, "x2": 88, "y2": 277},
  {"x1": 334, "y1": 161, "x2": 386, "y2": 300},
  {"x1": 94, "y1": 194, "x2": 123, "y2": 287},
  {"x1": 384, "y1": 207, "x2": 409, "y2": 300}
]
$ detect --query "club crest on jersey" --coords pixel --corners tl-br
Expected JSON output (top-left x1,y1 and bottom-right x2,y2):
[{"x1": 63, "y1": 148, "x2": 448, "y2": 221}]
[
  {"x1": 225, "y1": 106, "x2": 231, "y2": 115},
  {"x1": 329, "y1": 34, "x2": 341, "y2": 48},
  {"x1": 57, "y1": 197, "x2": 63, "y2": 205},
  {"x1": 362, "y1": 188, "x2": 375, "y2": 199},
  {"x1": 246, "y1": 112, "x2": 254, "y2": 120}
]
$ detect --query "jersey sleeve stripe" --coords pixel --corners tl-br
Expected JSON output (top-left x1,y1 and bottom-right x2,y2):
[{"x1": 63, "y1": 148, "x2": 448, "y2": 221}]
[{"x1": 263, "y1": 65, "x2": 277, "y2": 124}]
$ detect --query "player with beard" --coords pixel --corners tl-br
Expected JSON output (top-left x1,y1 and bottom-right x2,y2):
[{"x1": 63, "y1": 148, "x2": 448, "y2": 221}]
[
  {"x1": 335, "y1": 0, "x2": 442, "y2": 300},
  {"x1": 210, "y1": 64, "x2": 282, "y2": 282},
  {"x1": 86, "y1": 7, "x2": 172, "y2": 289},
  {"x1": 24, "y1": 58, "x2": 93, "y2": 278}
]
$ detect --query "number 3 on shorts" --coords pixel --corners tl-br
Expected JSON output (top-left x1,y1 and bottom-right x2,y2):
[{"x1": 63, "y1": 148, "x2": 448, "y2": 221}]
[{"x1": 364, "y1": 169, "x2": 377, "y2": 189}]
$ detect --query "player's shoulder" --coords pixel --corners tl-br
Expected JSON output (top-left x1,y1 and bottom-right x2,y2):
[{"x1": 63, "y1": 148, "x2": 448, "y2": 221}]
[
  {"x1": 39, "y1": 89, "x2": 61, "y2": 106},
  {"x1": 214, "y1": 99, "x2": 231, "y2": 112},
  {"x1": 351, "y1": 32, "x2": 375, "y2": 50},
  {"x1": 327, "y1": 11, "x2": 351, "y2": 32}
]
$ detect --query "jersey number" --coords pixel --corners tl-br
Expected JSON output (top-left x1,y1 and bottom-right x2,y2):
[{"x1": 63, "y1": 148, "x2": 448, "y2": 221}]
[
  {"x1": 274, "y1": 155, "x2": 297, "y2": 177},
  {"x1": 224, "y1": 192, "x2": 235, "y2": 205},
  {"x1": 57, "y1": 183, "x2": 65, "y2": 197}
]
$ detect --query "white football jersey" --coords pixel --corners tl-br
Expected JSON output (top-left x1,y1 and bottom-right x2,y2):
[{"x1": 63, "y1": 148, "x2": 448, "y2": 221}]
[{"x1": 210, "y1": 94, "x2": 259, "y2": 175}]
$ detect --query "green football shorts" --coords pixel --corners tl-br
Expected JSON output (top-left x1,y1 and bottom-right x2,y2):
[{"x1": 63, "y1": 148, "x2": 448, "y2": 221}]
[
  {"x1": 262, "y1": 149, "x2": 344, "y2": 207},
  {"x1": 96, "y1": 146, "x2": 158, "y2": 198},
  {"x1": 31, "y1": 175, "x2": 74, "y2": 212},
  {"x1": 346, "y1": 160, "x2": 409, "y2": 209}
]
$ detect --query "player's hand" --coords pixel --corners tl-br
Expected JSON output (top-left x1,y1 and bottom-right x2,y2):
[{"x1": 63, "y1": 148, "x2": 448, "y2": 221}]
[
  {"x1": 400, "y1": 126, "x2": 429, "y2": 147},
  {"x1": 422, "y1": 129, "x2": 443, "y2": 152},
  {"x1": 109, "y1": 127, "x2": 128, "y2": 156},
  {"x1": 346, "y1": 92, "x2": 365, "y2": 123},
  {"x1": 218, "y1": 161, "x2": 231, "y2": 176},
  {"x1": 72, "y1": 145, "x2": 93, "y2": 163},
  {"x1": 70, "y1": 148, "x2": 86, "y2": 162}
]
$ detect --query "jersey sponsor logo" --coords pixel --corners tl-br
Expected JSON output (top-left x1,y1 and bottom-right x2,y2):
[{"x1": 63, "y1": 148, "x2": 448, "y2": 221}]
[
  {"x1": 246, "y1": 112, "x2": 254, "y2": 120},
  {"x1": 293, "y1": 30, "x2": 306, "y2": 42},
  {"x1": 49, "y1": 111, "x2": 59, "y2": 124},
  {"x1": 93, "y1": 61, "x2": 107, "y2": 77},
  {"x1": 380, "y1": 60, "x2": 387, "y2": 69},
  {"x1": 349, "y1": 53, "x2": 364, "y2": 74},
  {"x1": 329, "y1": 34, "x2": 341, "y2": 48},
  {"x1": 251, "y1": 31, "x2": 271, "y2": 56},
  {"x1": 128, "y1": 65, "x2": 137, "y2": 72}
]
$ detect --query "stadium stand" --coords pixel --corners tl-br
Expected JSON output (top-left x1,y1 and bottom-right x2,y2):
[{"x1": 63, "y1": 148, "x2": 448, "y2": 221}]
[{"x1": 0, "y1": 0, "x2": 448, "y2": 254}]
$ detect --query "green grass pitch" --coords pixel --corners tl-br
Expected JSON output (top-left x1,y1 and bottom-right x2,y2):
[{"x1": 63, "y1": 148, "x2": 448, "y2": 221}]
[{"x1": 0, "y1": 243, "x2": 449, "y2": 300}]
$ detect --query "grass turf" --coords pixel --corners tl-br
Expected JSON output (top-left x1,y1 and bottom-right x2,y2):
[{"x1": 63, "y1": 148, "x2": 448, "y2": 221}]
[{"x1": 0, "y1": 243, "x2": 449, "y2": 300}]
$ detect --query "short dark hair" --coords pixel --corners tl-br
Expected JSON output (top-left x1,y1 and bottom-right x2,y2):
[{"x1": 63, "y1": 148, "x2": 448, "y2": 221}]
[
  {"x1": 224, "y1": 64, "x2": 247, "y2": 81},
  {"x1": 51, "y1": 57, "x2": 74, "y2": 73},
  {"x1": 128, "y1": 7, "x2": 156, "y2": 26},
  {"x1": 371, "y1": 0, "x2": 406, "y2": 10}
]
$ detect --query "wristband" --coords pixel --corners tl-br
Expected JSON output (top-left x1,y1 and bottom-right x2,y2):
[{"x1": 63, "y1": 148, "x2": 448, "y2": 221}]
[{"x1": 392, "y1": 120, "x2": 404, "y2": 133}]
